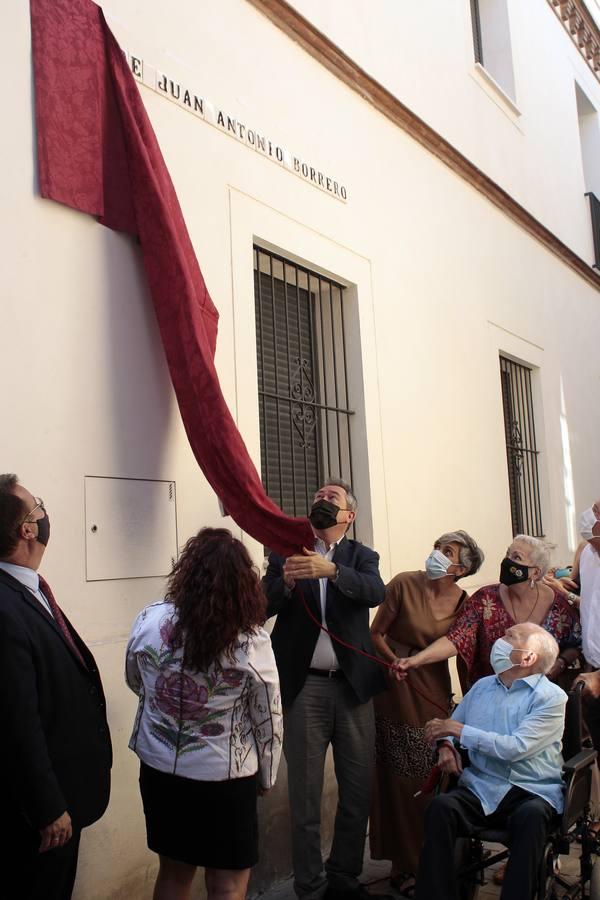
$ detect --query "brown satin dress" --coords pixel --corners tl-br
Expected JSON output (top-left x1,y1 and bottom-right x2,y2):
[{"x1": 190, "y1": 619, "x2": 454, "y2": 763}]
[{"x1": 369, "y1": 570, "x2": 466, "y2": 875}]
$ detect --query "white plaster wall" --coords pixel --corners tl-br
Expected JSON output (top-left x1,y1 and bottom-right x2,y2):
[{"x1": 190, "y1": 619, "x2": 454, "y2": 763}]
[
  {"x1": 287, "y1": 0, "x2": 600, "y2": 264},
  {"x1": 1, "y1": 1, "x2": 600, "y2": 898}
]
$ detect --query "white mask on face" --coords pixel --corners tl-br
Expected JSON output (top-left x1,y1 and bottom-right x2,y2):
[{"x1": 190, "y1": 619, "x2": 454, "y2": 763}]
[
  {"x1": 490, "y1": 637, "x2": 529, "y2": 675},
  {"x1": 425, "y1": 548, "x2": 455, "y2": 580},
  {"x1": 580, "y1": 508, "x2": 599, "y2": 541}
]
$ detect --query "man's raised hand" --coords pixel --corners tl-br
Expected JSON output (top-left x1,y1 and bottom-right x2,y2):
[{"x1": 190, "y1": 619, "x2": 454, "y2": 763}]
[{"x1": 283, "y1": 549, "x2": 337, "y2": 581}]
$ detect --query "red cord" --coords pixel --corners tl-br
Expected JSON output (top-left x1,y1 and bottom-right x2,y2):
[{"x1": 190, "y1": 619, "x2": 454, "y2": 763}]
[
  {"x1": 413, "y1": 764, "x2": 443, "y2": 797},
  {"x1": 298, "y1": 586, "x2": 449, "y2": 716}
]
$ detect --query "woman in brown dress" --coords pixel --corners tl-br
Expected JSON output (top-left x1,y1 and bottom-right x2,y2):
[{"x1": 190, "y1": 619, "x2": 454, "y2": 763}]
[{"x1": 369, "y1": 530, "x2": 484, "y2": 894}]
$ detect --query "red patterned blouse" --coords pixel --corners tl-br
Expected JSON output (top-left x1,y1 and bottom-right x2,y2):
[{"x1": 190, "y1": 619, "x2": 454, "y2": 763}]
[{"x1": 446, "y1": 583, "x2": 581, "y2": 684}]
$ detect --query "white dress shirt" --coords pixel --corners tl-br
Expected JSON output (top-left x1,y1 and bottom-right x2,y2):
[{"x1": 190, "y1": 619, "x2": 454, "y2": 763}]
[
  {"x1": 0, "y1": 561, "x2": 54, "y2": 617},
  {"x1": 580, "y1": 544, "x2": 600, "y2": 668},
  {"x1": 309, "y1": 538, "x2": 341, "y2": 671}
]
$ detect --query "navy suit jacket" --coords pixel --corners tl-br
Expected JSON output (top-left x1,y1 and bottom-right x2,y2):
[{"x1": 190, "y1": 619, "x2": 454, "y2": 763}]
[
  {"x1": 263, "y1": 537, "x2": 386, "y2": 706},
  {"x1": 0, "y1": 569, "x2": 112, "y2": 832}
]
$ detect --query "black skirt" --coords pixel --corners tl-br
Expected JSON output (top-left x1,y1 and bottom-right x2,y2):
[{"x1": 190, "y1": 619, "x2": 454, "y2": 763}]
[{"x1": 139, "y1": 761, "x2": 259, "y2": 869}]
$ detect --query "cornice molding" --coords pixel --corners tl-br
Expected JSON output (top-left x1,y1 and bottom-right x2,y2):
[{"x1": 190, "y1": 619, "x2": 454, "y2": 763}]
[
  {"x1": 547, "y1": 0, "x2": 600, "y2": 80},
  {"x1": 247, "y1": 0, "x2": 600, "y2": 293}
]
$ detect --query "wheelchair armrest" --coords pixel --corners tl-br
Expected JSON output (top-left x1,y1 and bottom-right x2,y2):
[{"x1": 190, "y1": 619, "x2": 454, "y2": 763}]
[
  {"x1": 563, "y1": 748, "x2": 597, "y2": 774},
  {"x1": 561, "y1": 748, "x2": 597, "y2": 835},
  {"x1": 449, "y1": 740, "x2": 470, "y2": 770}
]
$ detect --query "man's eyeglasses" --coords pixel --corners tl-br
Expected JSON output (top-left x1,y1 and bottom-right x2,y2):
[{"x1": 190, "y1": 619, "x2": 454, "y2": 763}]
[{"x1": 21, "y1": 497, "x2": 45, "y2": 525}]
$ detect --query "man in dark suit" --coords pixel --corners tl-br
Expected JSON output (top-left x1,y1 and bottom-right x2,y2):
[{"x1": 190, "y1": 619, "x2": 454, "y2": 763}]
[
  {"x1": 0, "y1": 474, "x2": 112, "y2": 900},
  {"x1": 263, "y1": 478, "x2": 387, "y2": 900}
]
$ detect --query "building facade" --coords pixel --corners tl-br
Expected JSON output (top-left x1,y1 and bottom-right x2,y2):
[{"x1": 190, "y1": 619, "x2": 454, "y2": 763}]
[{"x1": 3, "y1": 0, "x2": 600, "y2": 897}]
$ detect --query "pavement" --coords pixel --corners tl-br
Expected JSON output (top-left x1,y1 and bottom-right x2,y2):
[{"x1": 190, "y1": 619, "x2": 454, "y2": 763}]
[{"x1": 253, "y1": 841, "x2": 584, "y2": 900}]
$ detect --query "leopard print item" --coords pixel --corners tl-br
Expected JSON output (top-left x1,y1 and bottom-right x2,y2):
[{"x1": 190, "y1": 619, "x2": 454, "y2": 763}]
[{"x1": 375, "y1": 715, "x2": 435, "y2": 778}]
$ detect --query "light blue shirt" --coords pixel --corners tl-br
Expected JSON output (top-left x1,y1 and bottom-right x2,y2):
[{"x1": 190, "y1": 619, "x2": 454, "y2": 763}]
[
  {"x1": 0, "y1": 561, "x2": 54, "y2": 617},
  {"x1": 453, "y1": 673, "x2": 567, "y2": 814}
]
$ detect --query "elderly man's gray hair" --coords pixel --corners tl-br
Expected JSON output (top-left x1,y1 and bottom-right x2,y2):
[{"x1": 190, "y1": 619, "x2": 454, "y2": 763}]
[
  {"x1": 520, "y1": 623, "x2": 559, "y2": 674},
  {"x1": 323, "y1": 478, "x2": 357, "y2": 512},
  {"x1": 434, "y1": 530, "x2": 484, "y2": 578},
  {"x1": 513, "y1": 535, "x2": 553, "y2": 576}
]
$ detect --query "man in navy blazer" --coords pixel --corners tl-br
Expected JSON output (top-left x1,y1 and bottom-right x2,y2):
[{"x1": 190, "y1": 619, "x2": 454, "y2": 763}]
[
  {"x1": 0, "y1": 474, "x2": 111, "y2": 900},
  {"x1": 263, "y1": 478, "x2": 386, "y2": 900}
]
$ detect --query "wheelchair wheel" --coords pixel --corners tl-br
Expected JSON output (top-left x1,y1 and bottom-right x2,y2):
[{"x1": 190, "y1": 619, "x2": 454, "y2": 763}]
[
  {"x1": 590, "y1": 858, "x2": 600, "y2": 900},
  {"x1": 536, "y1": 843, "x2": 558, "y2": 900}
]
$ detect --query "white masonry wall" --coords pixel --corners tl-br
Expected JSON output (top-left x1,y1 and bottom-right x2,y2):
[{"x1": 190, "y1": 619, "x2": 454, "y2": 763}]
[
  {"x1": 2, "y1": 1, "x2": 600, "y2": 898},
  {"x1": 289, "y1": 0, "x2": 600, "y2": 266}
]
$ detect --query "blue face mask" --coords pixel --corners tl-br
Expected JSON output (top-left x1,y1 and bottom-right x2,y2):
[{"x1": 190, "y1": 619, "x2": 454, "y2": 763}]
[
  {"x1": 490, "y1": 637, "x2": 528, "y2": 675},
  {"x1": 425, "y1": 549, "x2": 454, "y2": 580}
]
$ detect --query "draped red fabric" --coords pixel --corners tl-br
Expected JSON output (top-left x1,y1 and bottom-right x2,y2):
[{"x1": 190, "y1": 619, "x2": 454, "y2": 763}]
[{"x1": 30, "y1": 0, "x2": 314, "y2": 557}]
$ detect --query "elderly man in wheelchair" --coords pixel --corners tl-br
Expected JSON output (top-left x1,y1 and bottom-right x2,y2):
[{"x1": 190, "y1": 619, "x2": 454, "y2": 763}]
[{"x1": 415, "y1": 622, "x2": 598, "y2": 900}]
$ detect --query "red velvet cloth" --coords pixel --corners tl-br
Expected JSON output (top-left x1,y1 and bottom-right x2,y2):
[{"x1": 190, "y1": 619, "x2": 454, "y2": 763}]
[{"x1": 30, "y1": 0, "x2": 314, "y2": 557}]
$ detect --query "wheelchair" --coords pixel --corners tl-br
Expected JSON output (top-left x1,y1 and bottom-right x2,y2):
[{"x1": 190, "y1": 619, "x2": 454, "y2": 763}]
[{"x1": 453, "y1": 683, "x2": 600, "y2": 899}]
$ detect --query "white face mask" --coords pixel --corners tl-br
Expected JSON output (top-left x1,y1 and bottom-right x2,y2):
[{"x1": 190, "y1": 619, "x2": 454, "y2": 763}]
[
  {"x1": 425, "y1": 548, "x2": 455, "y2": 580},
  {"x1": 580, "y1": 507, "x2": 599, "y2": 541},
  {"x1": 490, "y1": 637, "x2": 528, "y2": 675}
]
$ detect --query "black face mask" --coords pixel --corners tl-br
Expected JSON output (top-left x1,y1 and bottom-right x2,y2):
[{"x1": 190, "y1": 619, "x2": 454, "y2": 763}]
[
  {"x1": 309, "y1": 499, "x2": 340, "y2": 531},
  {"x1": 35, "y1": 512, "x2": 51, "y2": 547},
  {"x1": 499, "y1": 556, "x2": 529, "y2": 586}
]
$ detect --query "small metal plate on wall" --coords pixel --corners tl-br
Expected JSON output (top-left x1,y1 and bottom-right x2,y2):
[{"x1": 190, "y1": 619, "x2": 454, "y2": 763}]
[{"x1": 85, "y1": 476, "x2": 177, "y2": 581}]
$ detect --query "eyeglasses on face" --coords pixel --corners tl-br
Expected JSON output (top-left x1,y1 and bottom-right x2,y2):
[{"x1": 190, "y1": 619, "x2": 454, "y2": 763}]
[{"x1": 21, "y1": 496, "x2": 45, "y2": 525}]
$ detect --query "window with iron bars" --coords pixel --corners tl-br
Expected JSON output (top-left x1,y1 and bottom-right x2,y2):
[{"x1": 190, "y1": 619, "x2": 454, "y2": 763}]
[
  {"x1": 499, "y1": 356, "x2": 544, "y2": 538},
  {"x1": 253, "y1": 246, "x2": 354, "y2": 530},
  {"x1": 470, "y1": 0, "x2": 484, "y2": 64},
  {"x1": 469, "y1": 0, "x2": 516, "y2": 101},
  {"x1": 585, "y1": 191, "x2": 600, "y2": 270}
]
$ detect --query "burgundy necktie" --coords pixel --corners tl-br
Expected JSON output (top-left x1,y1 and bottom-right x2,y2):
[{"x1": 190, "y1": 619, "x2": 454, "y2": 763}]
[{"x1": 37, "y1": 575, "x2": 87, "y2": 668}]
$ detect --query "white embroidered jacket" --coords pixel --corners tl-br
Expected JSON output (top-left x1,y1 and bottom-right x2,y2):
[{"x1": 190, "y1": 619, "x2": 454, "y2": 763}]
[{"x1": 125, "y1": 601, "x2": 282, "y2": 788}]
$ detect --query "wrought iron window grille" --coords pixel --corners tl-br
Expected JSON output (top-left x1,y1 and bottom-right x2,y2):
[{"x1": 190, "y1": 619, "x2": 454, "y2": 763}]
[
  {"x1": 253, "y1": 246, "x2": 355, "y2": 532},
  {"x1": 499, "y1": 356, "x2": 544, "y2": 538},
  {"x1": 585, "y1": 191, "x2": 600, "y2": 270},
  {"x1": 470, "y1": 0, "x2": 484, "y2": 64}
]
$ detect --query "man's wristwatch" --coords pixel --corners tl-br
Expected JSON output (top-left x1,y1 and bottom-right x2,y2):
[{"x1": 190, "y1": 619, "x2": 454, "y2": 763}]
[{"x1": 330, "y1": 564, "x2": 340, "y2": 583}]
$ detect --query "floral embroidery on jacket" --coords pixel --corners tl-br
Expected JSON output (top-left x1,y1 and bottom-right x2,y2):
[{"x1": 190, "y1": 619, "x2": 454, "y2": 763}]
[
  {"x1": 125, "y1": 601, "x2": 282, "y2": 784},
  {"x1": 136, "y1": 614, "x2": 248, "y2": 757}
]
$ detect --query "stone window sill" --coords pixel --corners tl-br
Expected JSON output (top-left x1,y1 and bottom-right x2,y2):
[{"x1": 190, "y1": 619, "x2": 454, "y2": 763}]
[{"x1": 472, "y1": 62, "x2": 521, "y2": 119}]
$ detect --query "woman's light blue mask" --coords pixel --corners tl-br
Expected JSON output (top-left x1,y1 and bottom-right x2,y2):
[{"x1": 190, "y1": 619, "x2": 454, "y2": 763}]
[{"x1": 425, "y1": 548, "x2": 454, "y2": 580}]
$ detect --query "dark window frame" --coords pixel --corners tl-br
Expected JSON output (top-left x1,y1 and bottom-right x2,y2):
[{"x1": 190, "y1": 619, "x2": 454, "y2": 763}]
[
  {"x1": 253, "y1": 246, "x2": 355, "y2": 524},
  {"x1": 470, "y1": 0, "x2": 484, "y2": 64},
  {"x1": 499, "y1": 355, "x2": 544, "y2": 538},
  {"x1": 585, "y1": 191, "x2": 600, "y2": 270}
]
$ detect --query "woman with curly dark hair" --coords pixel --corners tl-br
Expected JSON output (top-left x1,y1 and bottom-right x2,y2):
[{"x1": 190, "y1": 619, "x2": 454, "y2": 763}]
[{"x1": 126, "y1": 528, "x2": 282, "y2": 900}]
